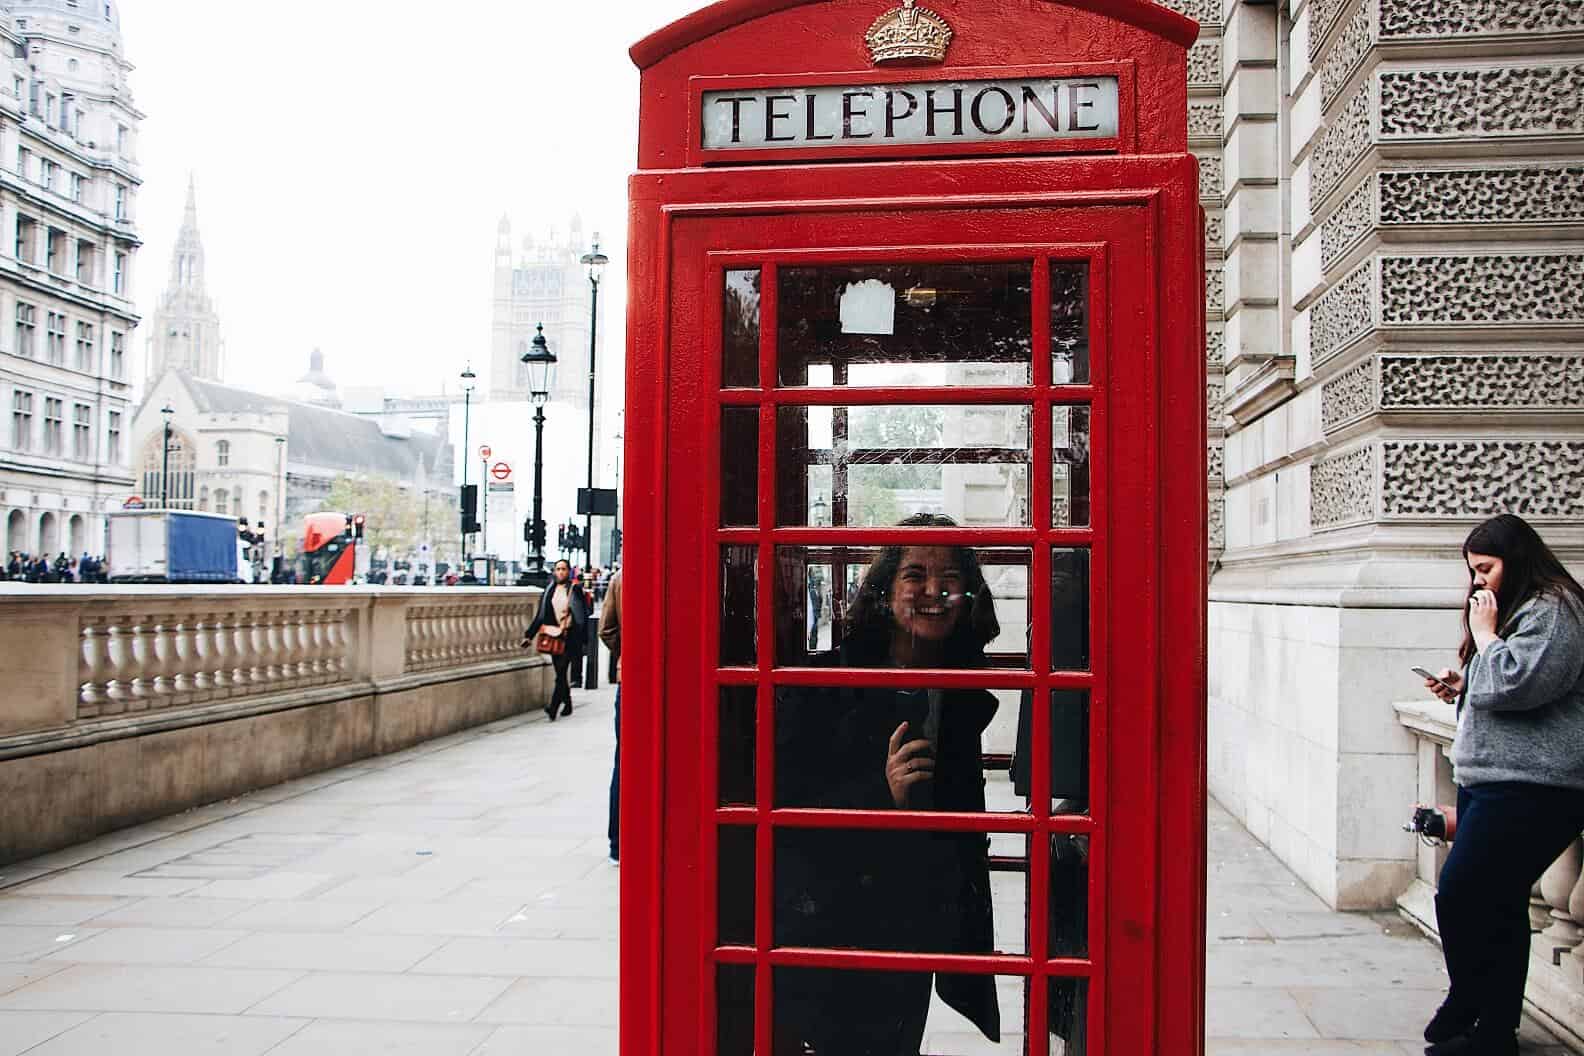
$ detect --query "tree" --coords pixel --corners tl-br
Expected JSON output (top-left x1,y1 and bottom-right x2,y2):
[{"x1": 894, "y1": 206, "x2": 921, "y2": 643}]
[{"x1": 321, "y1": 475, "x2": 428, "y2": 558}]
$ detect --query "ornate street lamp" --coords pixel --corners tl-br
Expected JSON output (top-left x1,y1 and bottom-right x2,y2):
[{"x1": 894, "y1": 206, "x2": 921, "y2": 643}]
[
  {"x1": 273, "y1": 435, "x2": 286, "y2": 581},
  {"x1": 579, "y1": 237, "x2": 609, "y2": 690},
  {"x1": 159, "y1": 403, "x2": 175, "y2": 509},
  {"x1": 518, "y1": 324, "x2": 557, "y2": 587},
  {"x1": 459, "y1": 364, "x2": 476, "y2": 582}
]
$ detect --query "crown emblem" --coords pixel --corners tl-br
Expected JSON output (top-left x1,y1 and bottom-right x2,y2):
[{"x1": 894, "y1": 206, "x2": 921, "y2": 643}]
[{"x1": 864, "y1": 0, "x2": 953, "y2": 66}]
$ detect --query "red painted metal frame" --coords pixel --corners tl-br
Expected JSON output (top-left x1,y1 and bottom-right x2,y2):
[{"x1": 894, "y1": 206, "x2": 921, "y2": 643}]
[
  {"x1": 623, "y1": 4, "x2": 1205, "y2": 1056},
  {"x1": 684, "y1": 61, "x2": 1137, "y2": 167}
]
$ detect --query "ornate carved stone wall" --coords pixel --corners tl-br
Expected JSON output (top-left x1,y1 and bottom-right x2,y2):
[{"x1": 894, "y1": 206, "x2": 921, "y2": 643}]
[
  {"x1": 1379, "y1": 253, "x2": 1584, "y2": 325},
  {"x1": 1379, "y1": 0, "x2": 1584, "y2": 41},
  {"x1": 1320, "y1": 5, "x2": 1373, "y2": 110},
  {"x1": 1379, "y1": 63, "x2": 1584, "y2": 139},
  {"x1": 1382, "y1": 441, "x2": 1584, "y2": 518},
  {"x1": 1189, "y1": 98, "x2": 1224, "y2": 141},
  {"x1": 1321, "y1": 358, "x2": 1376, "y2": 432},
  {"x1": 1310, "y1": 86, "x2": 1373, "y2": 205},
  {"x1": 1380, "y1": 354, "x2": 1584, "y2": 408},
  {"x1": 1198, "y1": 152, "x2": 1223, "y2": 199},
  {"x1": 1321, "y1": 177, "x2": 1375, "y2": 272},
  {"x1": 1378, "y1": 165, "x2": 1584, "y2": 225},
  {"x1": 1188, "y1": 39, "x2": 1221, "y2": 88},
  {"x1": 1310, "y1": 262, "x2": 1374, "y2": 367},
  {"x1": 1311, "y1": 445, "x2": 1375, "y2": 528}
]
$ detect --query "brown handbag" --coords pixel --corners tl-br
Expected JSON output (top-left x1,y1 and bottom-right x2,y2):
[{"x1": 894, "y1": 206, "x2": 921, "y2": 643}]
[{"x1": 533, "y1": 624, "x2": 566, "y2": 656}]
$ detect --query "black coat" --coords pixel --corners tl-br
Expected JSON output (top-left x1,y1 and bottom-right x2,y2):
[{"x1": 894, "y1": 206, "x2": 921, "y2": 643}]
[
  {"x1": 772, "y1": 646, "x2": 1001, "y2": 1048},
  {"x1": 526, "y1": 581, "x2": 588, "y2": 650}
]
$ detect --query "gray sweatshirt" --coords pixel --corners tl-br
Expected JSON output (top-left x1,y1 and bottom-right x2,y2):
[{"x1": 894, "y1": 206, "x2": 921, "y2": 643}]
[{"x1": 1452, "y1": 590, "x2": 1584, "y2": 791}]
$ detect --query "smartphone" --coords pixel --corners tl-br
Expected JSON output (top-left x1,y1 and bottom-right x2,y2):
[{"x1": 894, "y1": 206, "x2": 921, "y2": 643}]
[{"x1": 1411, "y1": 666, "x2": 1457, "y2": 695}]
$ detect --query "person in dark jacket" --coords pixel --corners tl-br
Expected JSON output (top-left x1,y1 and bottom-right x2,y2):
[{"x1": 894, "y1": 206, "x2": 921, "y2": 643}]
[
  {"x1": 1421, "y1": 514, "x2": 1584, "y2": 1056},
  {"x1": 526, "y1": 559, "x2": 589, "y2": 721},
  {"x1": 599, "y1": 568, "x2": 622, "y2": 862},
  {"x1": 772, "y1": 514, "x2": 1002, "y2": 1055}
]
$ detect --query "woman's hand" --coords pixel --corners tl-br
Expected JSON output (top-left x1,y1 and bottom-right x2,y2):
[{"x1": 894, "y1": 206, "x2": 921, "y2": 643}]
[
  {"x1": 1426, "y1": 668, "x2": 1463, "y2": 703},
  {"x1": 1468, "y1": 589, "x2": 1500, "y2": 649},
  {"x1": 885, "y1": 722, "x2": 935, "y2": 809}
]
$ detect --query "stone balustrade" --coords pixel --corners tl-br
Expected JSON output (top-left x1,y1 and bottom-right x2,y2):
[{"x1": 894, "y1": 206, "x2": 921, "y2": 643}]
[
  {"x1": 0, "y1": 586, "x2": 550, "y2": 864},
  {"x1": 1395, "y1": 701, "x2": 1584, "y2": 1045}
]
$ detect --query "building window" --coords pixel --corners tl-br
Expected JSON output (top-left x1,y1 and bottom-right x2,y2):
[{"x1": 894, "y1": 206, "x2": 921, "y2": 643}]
[
  {"x1": 113, "y1": 252, "x2": 125, "y2": 295},
  {"x1": 215, "y1": 488, "x2": 229, "y2": 515},
  {"x1": 198, "y1": 485, "x2": 209, "y2": 511},
  {"x1": 14, "y1": 215, "x2": 34, "y2": 263},
  {"x1": 70, "y1": 172, "x2": 84, "y2": 203},
  {"x1": 45, "y1": 312, "x2": 65, "y2": 363},
  {"x1": 107, "y1": 410, "x2": 121, "y2": 462},
  {"x1": 216, "y1": 439, "x2": 230, "y2": 467},
  {"x1": 71, "y1": 402, "x2": 90, "y2": 459},
  {"x1": 14, "y1": 303, "x2": 35, "y2": 358},
  {"x1": 11, "y1": 76, "x2": 20, "y2": 102},
  {"x1": 44, "y1": 94, "x2": 55, "y2": 127},
  {"x1": 45, "y1": 229, "x2": 63, "y2": 273},
  {"x1": 115, "y1": 124, "x2": 126, "y2": 156},
  {"x1": 38, "y1": 158, "x2": 53, "y2": 191},
  {"x1": 15, "y1": 146, "x2": 27, "y2": 179},
  {"x1": 42, "y1": 397, "x2": 62, "y2": 455},
  {"x1": 74, "y1": 321, "x2": 93, "y2": 371},
  {"x1": 113, "y1": 184, "x2": 126, "y2": 221},
  {"x1": 140, "y1": 430, "x2": 195, "y2": 509},
  {"x1": 75, "y1": 240, "x2": 94, "y2": 285},
  {"x1": 11, "y1": 390, "x2": 32, "y2": 451},
  {"x1": 109, "y1": 331, "x2": 124, "y2": 378},
  {"x1": 258, "y1": 490, "x2": 268, "y2": 523}
]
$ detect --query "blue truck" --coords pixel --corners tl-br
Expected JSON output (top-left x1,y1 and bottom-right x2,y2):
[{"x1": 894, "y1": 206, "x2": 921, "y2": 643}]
[{"x1": 107, "y1": 510, "x2": 249, "y2": 584}]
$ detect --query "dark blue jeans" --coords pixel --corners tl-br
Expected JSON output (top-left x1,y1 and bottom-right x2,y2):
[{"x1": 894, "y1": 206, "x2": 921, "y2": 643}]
[
  {"x1": 1435, "y1": 781, "x2": 1584, "y2": 1036},
  {"x1": 608, "y1": 685, "x2": 620, "y2": 859}
]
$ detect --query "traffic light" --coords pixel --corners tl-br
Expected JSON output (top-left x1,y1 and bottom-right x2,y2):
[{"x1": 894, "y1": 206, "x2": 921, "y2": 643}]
[
  {"x1": 352, "y1": 514, "x2": 366, "y2": 540},
  {"x1": 460, "y1": 485, "x2": 480, "y2": 534}
]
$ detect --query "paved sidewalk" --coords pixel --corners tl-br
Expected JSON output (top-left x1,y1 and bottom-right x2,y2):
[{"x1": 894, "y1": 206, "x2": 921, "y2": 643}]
[{"x1": 0, "y1": 683, "x2": 1571, "y2": 1055}]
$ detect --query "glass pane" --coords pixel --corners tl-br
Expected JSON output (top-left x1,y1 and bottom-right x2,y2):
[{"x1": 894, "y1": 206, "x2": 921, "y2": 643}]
[
  {"x1": 1049, "y1": 549, "x2": 1090, "y2": 671},
  {"x1": 1008, "y1": 691, "x2": 1089, "y2": 815},
  {"x1": 774, "y1": 680, "x2": 1030, "y2": 815},
  {"x1": 778, "y1": 262, "x2": 1033, "y2": 387},
  {"x1": 717, "y1": 963, "x2": 754, "y2": 1056},
  {"x1": 776, "y1": 404, "x2": 1031, "y2": 527},
  {"x1": 723, "y1": 268, "x2": 761, "y2": 388},
  {"x1": 719, "y1": 686, "x2": 756, "y2": 807},
  {"x1": 1050, "y1": 406, "x2": 1091, "y2": 529},
  {"x1": 775, "y1": 825, "x2": 1024, "y2": 956},
  {"x1": 1050, "y1": 261, "x2": 1090, "y2": 385},
  {"x1": 719, "y1": 825, "x2": 755, "y2": 946},
  {"x1": 773, "y1": 546, "x2": 1030, "y2": 669},
  {"x1": 775, "y1": 967, "x2": 1029, "y2": 1054},
  {"x1": 1045, "y1": 833, "x2": 1089, "y2": 958},
  {"x1": 721, "y1": 545, "x2": 757, "y2": 667},
  {"x1": 721, "y1": 407, "x2": 759, "y2": 526},
  {"x1": 1047, "y1": 977, "x2": 1089, "y2": 1055}
]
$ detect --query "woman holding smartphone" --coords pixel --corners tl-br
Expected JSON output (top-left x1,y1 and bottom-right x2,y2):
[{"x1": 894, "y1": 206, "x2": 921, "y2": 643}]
[{"x1": 1420, "y1": 514, "x2": 1584, "y2": 1056}]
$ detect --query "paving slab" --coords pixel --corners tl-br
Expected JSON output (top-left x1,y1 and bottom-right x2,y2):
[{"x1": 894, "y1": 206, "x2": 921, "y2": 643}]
[
  {"x1": 17, "y1": 1011, "x2": 307, "y2": 1055},
  {"x1": 0, "y1": 1010, "x2": 94, "y2": 1056}
]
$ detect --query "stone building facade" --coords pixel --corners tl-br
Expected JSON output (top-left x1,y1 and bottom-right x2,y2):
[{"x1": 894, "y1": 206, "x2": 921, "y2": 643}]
[
  {"x1": 1155, "y1": 0, "x2": 1584, "y2": 1032},
  {"x1": 0, "y1": 0, "x2": 140, "y2": 559},
  {"x1": 144, "y1": 176, "x2": 221, "y2": 381}
]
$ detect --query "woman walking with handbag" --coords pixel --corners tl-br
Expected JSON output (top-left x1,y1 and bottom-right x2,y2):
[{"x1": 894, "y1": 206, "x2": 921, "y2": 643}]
[
  {"x1": 527, "y1": 559, "x2": 588, "y2": 721},
  {"x1": 1420, "y1": 514, "x2": 1584, "y2": 1056}
]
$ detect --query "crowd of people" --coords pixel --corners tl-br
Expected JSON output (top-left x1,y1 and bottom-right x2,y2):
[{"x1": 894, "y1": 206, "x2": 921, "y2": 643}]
[{"x1": 2, "y1": 551, "x2": 106, "y2": 583}]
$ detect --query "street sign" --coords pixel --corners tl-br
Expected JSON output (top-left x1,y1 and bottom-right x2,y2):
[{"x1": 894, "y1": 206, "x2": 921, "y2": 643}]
[
  {"x1": 577, "y1": 487, "x2": 619, "y2": 516},
  {"x1": 478, "y1": 445, "x2": 492, "y2": 460},
  {"x1": 487, "y1": 482, "x2": 515, "y2": 493},
  {"x1": 491, "y1": 462, "x2": 512, "y2": 481}
]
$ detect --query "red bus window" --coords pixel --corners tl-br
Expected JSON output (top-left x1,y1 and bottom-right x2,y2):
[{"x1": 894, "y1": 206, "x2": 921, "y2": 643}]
[
  {"x1": 775, "y1": 404, "x2": 1032, "y2": 528},
  {"x1": 1050, "y1": 261, "x2": 1091, "y2": 385},
  {"x1": 721, "y1": 407, "x2": 759, "y2": 526},
  {"x1": 718, "y1": 686, "x2": 756, "y2": 807},
  {"x1": 776, "y1": 262, "x2": 1033, "y2": 388},
  {"x1": 772, "y1": 546, "x2": 1032, "y2": 669},
  {"x1": 720, "y1": 545, "x2": 757, "y2": 666},
  {"x1": 1051, "y1": 406, "x2": 1092, "y2": 528},
  {"x1": 723, "y1": 269, "x2": 762, "y2": 388}
]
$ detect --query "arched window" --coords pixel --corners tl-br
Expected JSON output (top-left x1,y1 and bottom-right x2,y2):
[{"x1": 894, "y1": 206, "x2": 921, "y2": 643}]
[
  {"x1": 198, "y1": 486, "x2": 209, "y2": 511},
  {"x1": 139, "y1": 429, "x2": 196, "y2": 510},
  {"x1": 215, "y1": 488, "x2": 229, "y2": 515},
  {"x1": 216, "y1": 439, "x2": 230, "y2": 467}
]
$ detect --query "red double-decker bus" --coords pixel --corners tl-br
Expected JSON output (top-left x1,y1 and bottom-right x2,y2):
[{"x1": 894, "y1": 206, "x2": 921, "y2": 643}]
[{"x1": 298, "y1": 512, "x2": 365, "y2": 585}]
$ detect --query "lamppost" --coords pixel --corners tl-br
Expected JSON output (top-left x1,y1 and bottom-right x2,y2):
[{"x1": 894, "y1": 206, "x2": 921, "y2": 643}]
[
  {"x1": 159, "y1": 403, "x2": 174, "y2": 509},
  {"x1": 579, "y1": 236, "x2": 609, "y2": 691},
  {"x1": 459, "y1": 364, "x2": 476, "y2": 582},
  {"x1": 272, "y1": 436, "x2": 286, "y2": 582},
  {"x1": 518, "y1": 324, "x2": 556, "y2": 587}
]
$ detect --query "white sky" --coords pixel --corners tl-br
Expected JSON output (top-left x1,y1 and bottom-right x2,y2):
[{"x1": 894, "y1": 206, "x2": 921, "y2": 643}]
[{"x1": 125, "y1": 0, "x2": 705, "y2": 406}]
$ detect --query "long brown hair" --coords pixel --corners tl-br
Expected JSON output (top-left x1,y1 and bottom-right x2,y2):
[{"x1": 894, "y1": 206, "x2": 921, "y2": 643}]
[
  {"x1": 843, "y1": 514, "x2": 1001, "y2": 667},
  {"x1": 1458, "y1": 514, "x2": 1584, "y2": 665}
]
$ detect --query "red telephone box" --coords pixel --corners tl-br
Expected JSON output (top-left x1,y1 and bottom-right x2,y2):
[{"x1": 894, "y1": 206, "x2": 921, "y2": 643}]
[{"x1": 621, "y1": 2, "x2": 1206, "y2": 1053}]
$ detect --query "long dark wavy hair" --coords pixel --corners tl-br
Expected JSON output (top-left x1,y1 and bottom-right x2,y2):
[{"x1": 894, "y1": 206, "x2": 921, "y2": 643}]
[
  {"x1": 1459, "y1": 513, "x2": 1584, "y2": 665},
  {"x1": 843, "y1": 514, "x2": 1001, "y2": 667}
]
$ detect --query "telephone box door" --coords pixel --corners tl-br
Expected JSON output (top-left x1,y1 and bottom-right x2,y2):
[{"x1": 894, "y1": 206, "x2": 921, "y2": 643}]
[{"x1": 626, "y1": 173, "x2": 1205, "y2": 1056}]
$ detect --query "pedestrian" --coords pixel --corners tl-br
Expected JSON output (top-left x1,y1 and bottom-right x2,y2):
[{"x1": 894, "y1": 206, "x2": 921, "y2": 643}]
[
  {"x1": 1420, "y1": 513, "x2": 1584, "y2": 1056},
  {"x1": 598, "y1": 567, "x2": 622, "y2": 863},
  {"x1": 526, "y1": 558, "x2": 588, "y2": 721},
  {"x1": 772, "y1": 514, "x2": 1002, "y2": 1053}
]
